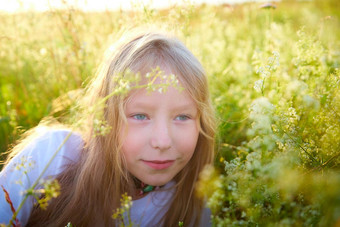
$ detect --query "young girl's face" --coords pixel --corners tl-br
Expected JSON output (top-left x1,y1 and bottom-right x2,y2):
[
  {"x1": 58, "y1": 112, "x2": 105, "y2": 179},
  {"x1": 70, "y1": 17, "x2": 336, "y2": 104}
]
[{"x1": 121, "y1": 71, "x2": 199, "y2": 186}]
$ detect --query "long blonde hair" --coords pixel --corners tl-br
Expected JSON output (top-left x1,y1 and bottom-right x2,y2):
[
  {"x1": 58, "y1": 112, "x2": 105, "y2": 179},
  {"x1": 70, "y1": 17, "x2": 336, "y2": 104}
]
[{"x1": 26, "y1": 29, "x2": 216, "y2": 226}]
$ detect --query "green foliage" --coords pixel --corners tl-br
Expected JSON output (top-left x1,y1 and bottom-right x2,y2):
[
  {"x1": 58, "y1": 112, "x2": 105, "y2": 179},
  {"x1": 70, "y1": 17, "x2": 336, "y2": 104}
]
[
  {"x1": 1, "y1": 0, "x2": 340, "y2": 226},
  {"x1": 195, "y1": 1, "x2": 340, "y2": 226}
]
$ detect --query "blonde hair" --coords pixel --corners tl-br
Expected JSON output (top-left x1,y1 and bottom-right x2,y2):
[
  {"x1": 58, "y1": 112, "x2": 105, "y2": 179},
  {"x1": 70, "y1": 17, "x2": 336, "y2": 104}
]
[{"x1": 26, "y1": 29, "x2": 216, "y2": 226}]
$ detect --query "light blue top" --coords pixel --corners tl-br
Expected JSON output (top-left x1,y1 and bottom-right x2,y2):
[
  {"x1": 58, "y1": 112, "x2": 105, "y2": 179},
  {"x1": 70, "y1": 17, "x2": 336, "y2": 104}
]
[{"x1": 0, "y1": 129, "x2": 211, "y2": 226}]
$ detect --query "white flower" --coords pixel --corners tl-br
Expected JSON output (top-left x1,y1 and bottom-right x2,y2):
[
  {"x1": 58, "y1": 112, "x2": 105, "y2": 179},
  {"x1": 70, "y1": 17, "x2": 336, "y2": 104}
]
[
  {"x1": 254, "y1": 79, "x2": 264, "y2": 93},
  {"x1": 249, "y1": 97, "x2": 275, "y2": 116}
]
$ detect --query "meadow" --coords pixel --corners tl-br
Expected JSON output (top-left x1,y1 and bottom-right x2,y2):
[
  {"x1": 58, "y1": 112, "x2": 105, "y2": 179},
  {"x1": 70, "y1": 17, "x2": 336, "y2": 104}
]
[{"x1": 0, "y1": 0, "x2": 339, "y2": 226}]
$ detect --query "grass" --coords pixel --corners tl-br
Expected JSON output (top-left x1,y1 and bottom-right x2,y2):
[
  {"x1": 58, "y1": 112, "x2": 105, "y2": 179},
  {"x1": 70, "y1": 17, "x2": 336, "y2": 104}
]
[{"x1": 0, "y1": 0, "x2": 340, "y2": 225}]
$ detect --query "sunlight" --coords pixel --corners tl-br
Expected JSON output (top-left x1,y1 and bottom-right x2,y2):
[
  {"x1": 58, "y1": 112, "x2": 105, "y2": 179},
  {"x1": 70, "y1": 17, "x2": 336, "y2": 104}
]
[{"x1": 0, "y1": 0, "x2": 278, "y2": 13}]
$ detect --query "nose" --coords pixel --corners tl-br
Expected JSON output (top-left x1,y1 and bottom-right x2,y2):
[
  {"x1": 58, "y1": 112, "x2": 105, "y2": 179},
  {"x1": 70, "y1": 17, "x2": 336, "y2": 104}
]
[{"x1": 150, "y1": 120, "x2": 172, "y2": 151}]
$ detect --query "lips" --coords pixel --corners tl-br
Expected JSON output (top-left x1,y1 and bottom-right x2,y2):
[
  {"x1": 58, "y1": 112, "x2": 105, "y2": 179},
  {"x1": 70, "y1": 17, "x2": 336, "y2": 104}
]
[{"x1": 142, "y1": 160, "x2": 175, "y2": 170}]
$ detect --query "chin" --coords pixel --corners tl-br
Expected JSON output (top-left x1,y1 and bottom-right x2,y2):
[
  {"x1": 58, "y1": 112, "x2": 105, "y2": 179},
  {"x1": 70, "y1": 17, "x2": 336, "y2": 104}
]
[{"x1": 143, "y1": 176, "x2": 173, "y2": 186}]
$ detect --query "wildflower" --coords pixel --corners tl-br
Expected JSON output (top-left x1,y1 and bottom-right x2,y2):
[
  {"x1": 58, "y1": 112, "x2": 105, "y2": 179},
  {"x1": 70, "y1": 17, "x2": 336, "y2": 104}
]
[{"x1": 254, "y1": 79, "x2": 264, "y2": 93}]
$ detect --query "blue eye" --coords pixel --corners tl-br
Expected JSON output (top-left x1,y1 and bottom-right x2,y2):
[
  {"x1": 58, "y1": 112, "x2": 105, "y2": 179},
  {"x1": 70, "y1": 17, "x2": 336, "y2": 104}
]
[
  {"x1": 132, "y1": 114, "x2": 147, "y2": 120},
  {"x1": 175, "y1": 115, "x2": 189, "y2": 121}
]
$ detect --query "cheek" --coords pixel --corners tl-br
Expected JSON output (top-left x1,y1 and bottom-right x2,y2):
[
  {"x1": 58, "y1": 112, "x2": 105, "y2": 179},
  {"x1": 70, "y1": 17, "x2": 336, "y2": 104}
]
[
  {"x1": 177, "y1": 126, "x2": 200, "y2": 158},
  {"x1": 121, "y1": 124, "x2": 151, "y2": 159},
  {"x1": 121, "y1": 126, "x2": 142, "y2": 158}
]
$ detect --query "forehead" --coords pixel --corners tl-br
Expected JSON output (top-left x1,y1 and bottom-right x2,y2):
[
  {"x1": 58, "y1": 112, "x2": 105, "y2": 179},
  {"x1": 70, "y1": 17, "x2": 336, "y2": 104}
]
[
  {"x1": 123, "y1": 63, "x2": 197, "y2": 107},
  {"x1": 125, "y1": 85, "x2": 196, "y2": 110},
  {"x1": 134, "y1": 62, "x2": 181, "y2": 83}
]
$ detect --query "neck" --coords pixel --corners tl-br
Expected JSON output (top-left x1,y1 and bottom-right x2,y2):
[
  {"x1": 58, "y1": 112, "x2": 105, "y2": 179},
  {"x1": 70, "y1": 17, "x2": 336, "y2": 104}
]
[{"x1": 133, "y1": 177, "x2": 159, "y2": 198}]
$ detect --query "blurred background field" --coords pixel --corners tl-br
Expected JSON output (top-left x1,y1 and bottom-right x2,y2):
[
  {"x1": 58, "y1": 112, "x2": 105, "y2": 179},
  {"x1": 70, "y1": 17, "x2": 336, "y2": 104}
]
[{"x1": 0, "y1": 0, "x2": 340, "y2": 225}]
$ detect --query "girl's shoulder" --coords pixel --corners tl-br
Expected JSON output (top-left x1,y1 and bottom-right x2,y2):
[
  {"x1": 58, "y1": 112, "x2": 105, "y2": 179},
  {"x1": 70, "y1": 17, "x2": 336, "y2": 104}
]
[
  {"x1": 31, "y1": 128, "x2": 83, "y2": 156},
  {"x1": 0, "y1": 128, "x2": 84, "y2": 226},
  {"x1": 13, "y1": 128, "x2": 83, "y2": 170}
]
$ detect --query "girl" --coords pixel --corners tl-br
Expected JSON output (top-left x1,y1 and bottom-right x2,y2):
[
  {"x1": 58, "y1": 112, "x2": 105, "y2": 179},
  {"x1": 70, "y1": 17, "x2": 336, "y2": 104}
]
[{"x1": 0, "y1": 29, "x2": 216, "y2": 226}]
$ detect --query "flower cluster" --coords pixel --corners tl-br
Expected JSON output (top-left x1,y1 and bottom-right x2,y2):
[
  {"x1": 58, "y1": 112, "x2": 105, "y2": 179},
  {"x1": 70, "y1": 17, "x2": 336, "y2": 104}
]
[
  {"x1": 198, "y1": 5, "x2": 340, "y2": 225},
  {"x1": 112, "y1": 193, "x2": 134, "y2": 227}
]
